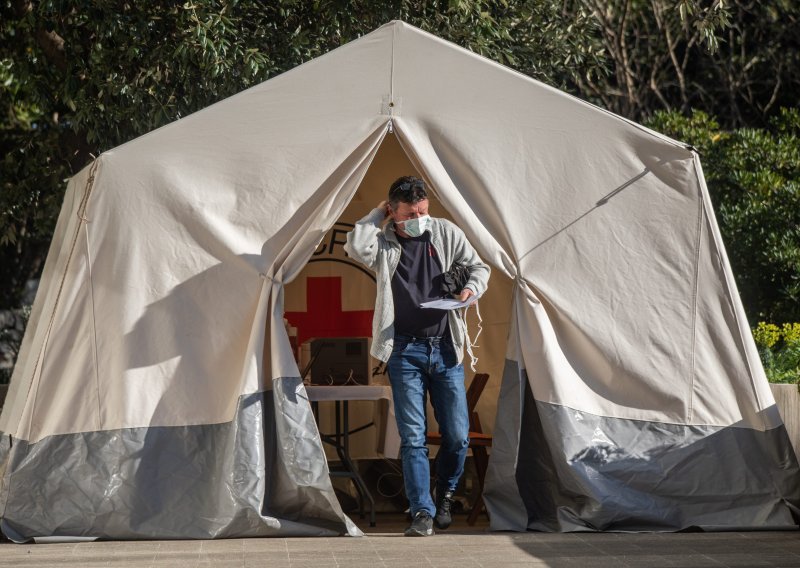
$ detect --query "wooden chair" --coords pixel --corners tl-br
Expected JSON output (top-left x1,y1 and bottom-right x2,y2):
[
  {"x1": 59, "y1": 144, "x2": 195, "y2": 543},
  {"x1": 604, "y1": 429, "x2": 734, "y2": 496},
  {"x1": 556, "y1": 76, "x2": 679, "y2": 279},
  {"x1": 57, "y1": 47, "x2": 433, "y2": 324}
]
[{"x1": 426, "y1": 372, "x2": 492, "y2": 525}]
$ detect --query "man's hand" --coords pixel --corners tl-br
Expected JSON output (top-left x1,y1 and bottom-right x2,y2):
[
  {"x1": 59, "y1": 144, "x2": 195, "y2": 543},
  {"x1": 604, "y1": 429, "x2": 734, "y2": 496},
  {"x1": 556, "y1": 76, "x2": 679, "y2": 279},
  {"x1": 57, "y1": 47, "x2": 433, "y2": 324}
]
[
  {"x1": 459, "y1": 288, "x2": 475, "y2": 303},
  {"x1": 377, "y1": 200, "x2": 390, "y2": 218}
]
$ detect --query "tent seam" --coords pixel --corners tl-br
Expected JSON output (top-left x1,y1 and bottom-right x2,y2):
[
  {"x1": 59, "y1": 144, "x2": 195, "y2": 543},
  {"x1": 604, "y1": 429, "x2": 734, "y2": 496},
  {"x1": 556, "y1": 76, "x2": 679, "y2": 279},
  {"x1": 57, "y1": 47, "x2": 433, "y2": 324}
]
[
  {"x1": 692, "y1": 154, "x2": 766, "y2": 429},
  {"x1": 390, "y1": 20, "x2": 396, "y2": 109},
  {"x1": 687, "y1": 170, "x2": 704, "y2": 423},
  {"x1": 84, "y1": 215, "x2": 102, "y2": 432},
  {"x1": 21, "y1": 160, "x2": 100, "y2": 441}
]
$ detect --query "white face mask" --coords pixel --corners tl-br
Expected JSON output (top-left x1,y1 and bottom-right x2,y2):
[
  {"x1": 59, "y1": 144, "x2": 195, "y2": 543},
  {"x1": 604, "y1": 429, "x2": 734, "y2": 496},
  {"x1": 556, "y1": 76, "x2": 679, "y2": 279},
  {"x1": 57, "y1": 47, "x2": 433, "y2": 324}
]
[{"x1": 400, "y1": 215, "x2": 431, "y2": 237}]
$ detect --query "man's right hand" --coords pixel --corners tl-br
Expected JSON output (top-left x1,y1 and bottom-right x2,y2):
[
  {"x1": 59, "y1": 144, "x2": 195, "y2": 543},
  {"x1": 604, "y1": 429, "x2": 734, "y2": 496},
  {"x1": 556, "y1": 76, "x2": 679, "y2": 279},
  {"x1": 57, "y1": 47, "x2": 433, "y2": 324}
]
[{"x1": 378, "y1": 200, "x2": 390, "y2": 218}]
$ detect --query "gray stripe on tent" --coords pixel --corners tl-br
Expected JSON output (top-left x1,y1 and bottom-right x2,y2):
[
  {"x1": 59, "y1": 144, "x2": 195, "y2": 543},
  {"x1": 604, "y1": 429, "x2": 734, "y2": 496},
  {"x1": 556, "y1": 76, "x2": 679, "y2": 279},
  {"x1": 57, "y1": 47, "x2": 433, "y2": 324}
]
[
  {"x1": 486, "y1": 359, "x2": 800, "y2": 531},
  {"x1": 0, "y1": 377, "x2": 358, "y2": 541}
]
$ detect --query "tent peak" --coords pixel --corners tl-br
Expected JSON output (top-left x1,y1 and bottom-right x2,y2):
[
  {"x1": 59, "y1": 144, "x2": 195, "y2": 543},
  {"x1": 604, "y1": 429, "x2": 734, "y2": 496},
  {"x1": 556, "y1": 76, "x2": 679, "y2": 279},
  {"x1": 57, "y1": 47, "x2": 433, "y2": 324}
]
[{"x1": 379, "y1": 19, "x2": 419, "y2": 32}]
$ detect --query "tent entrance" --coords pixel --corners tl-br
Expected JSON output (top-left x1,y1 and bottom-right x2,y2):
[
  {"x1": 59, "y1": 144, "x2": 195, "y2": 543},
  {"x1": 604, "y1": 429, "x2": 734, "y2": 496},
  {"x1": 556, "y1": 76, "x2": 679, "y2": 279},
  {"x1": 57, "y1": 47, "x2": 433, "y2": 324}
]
[{"x1": 280, "y1": 131, "x2": 514, "y2": 470}]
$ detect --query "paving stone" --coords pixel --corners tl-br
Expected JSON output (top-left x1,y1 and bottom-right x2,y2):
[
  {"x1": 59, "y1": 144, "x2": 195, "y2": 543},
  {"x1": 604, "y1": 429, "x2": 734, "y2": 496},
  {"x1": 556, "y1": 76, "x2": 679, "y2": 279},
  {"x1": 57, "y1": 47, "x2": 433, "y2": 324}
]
[{"x1": 2, "y1": 524, "x2": 800, "y2": 568}]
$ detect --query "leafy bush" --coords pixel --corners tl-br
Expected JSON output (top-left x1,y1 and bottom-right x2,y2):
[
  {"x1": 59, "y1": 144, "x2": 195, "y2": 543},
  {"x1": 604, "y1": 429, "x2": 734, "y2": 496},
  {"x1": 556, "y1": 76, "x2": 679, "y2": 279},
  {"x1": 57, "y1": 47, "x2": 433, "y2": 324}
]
[
  {"x1": 0, "y1": 305, "x2": 31, "y2": 384},
  {"x1": 752, "y1": 322, "x2": 800, "y2": 384}
]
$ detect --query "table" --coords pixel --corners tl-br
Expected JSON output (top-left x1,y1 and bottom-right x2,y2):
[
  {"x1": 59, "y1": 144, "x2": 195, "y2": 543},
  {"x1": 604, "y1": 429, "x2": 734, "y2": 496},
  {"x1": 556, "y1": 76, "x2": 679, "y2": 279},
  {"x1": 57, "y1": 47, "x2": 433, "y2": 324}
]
[{"x1": 305, "y1": 385, "x2": 400, "y2": 527}]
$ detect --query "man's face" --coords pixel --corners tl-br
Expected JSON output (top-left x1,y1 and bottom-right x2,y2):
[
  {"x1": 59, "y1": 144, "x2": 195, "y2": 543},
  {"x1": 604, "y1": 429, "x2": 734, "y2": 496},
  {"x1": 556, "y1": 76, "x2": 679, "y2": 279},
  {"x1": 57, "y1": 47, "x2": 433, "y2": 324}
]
[{"x1": 389, "y1": 199, "x2": 429, "y2": 236}]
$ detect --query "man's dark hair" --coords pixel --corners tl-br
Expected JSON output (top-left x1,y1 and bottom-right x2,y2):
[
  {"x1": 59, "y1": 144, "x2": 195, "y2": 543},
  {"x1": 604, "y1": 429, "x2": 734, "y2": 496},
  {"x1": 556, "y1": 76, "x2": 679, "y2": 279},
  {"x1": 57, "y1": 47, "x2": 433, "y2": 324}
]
[{"x1": 388, "y1": 176, "x2": 427, "y2": 210}]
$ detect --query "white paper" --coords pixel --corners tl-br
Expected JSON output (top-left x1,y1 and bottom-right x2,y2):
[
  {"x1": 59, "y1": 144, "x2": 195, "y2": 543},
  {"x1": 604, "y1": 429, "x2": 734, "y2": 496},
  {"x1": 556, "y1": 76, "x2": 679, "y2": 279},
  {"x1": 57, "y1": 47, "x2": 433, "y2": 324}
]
[{"x1": 420, "y1": 297, "x2": 478, "y2": 310}]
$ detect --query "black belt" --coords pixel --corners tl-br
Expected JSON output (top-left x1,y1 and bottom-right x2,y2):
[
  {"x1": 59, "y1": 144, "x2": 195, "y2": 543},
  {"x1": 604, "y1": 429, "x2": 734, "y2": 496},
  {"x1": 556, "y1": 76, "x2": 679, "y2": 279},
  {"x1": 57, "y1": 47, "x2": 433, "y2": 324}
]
[{"x1": 395, "y1": 333, "x2": 446, "y2": 344}]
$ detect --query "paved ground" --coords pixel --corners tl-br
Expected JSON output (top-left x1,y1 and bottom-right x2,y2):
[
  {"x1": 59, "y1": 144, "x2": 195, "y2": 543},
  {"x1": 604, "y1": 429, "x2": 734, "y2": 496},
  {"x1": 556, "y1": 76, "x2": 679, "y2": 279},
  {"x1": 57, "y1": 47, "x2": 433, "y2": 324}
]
[{"x1": 1, "y1": 515, "x2": 799, "y2": 567}]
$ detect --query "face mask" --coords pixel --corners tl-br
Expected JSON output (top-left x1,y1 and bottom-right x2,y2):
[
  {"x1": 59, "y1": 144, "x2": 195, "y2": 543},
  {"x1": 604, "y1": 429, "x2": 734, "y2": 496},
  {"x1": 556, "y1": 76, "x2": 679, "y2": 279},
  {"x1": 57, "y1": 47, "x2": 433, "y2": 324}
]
[{"x1": 400, "y1": 215, "x2": 430, "y2": 237}]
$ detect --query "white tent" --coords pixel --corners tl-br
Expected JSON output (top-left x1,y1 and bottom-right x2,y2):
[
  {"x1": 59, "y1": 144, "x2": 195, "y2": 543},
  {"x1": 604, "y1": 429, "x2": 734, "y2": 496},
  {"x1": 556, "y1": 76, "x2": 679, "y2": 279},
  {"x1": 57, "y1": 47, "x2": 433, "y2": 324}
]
[{"x1": 1, "y1": 21, "x2": 797, "y2": 540}]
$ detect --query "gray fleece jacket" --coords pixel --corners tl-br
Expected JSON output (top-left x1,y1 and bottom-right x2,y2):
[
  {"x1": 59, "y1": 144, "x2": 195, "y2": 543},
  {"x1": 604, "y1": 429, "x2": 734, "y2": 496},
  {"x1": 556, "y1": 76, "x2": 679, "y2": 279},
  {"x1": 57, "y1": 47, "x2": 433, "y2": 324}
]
[{"x1": 344, "y1": 207, "x2": 491, "y2": 363}]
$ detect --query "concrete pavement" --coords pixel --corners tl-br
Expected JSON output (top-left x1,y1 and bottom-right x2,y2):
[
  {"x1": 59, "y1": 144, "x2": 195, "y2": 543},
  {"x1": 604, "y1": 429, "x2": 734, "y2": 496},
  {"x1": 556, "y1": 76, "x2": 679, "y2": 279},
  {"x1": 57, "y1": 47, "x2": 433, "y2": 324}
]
[{"x1": 1, "y1": 515, "x2": 799, "y2": 567}]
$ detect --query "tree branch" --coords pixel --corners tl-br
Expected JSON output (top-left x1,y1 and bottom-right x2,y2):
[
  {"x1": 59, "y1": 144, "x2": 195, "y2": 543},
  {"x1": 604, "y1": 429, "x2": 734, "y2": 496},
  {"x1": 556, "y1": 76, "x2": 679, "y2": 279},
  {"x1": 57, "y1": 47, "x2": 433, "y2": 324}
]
[
  {"x1": 35, "y1": 28, "x2": 67, "y2": 73},
  {"x1": 13, "y1": 0, "x2": 67, "y2": 73}
]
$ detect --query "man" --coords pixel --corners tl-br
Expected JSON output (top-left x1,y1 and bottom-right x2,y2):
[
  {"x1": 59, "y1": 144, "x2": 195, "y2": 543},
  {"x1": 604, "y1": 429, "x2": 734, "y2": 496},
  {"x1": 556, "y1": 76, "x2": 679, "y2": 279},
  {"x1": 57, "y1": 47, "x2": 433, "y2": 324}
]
[{"x1": 344, "y1": 176, "x2": 490, "y2": 536}]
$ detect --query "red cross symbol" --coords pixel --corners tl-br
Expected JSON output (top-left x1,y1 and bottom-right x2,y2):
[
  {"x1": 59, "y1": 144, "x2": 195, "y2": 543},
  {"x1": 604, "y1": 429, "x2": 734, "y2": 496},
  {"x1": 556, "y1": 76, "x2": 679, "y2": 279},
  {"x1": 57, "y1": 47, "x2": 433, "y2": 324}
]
[{"x1": 284, "y1": 276, "x2": 374, "y2": 347}]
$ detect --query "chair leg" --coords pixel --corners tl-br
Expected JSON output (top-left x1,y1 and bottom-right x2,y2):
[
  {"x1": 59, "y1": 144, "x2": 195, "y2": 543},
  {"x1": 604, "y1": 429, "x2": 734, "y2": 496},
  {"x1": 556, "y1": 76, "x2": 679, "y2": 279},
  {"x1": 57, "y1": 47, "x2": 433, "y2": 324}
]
[
  {"x1": 467, "y1": 494, "x2": 485, "y2": 525},
  {"x1": 468, "y1": 447, "x2": 490, "y2": 526}
]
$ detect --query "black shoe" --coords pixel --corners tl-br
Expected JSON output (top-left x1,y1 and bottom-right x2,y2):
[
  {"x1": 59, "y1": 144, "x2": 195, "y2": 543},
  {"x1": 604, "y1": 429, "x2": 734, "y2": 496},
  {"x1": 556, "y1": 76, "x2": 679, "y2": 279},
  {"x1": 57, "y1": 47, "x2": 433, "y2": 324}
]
[
  {"x1": 434, "y1": 490, "x2": 454, "y2": 530},
  {"x1": 404, "y1": 511, "x2": 434, "y2": 536}
]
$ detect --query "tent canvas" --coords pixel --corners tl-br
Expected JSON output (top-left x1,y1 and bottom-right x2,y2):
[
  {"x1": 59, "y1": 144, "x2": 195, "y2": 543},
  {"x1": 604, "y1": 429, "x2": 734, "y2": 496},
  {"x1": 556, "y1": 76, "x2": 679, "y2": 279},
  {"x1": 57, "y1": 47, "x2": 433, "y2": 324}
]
[{"x1": 1, "y1": 20, "x2": 798, "y2": 540}]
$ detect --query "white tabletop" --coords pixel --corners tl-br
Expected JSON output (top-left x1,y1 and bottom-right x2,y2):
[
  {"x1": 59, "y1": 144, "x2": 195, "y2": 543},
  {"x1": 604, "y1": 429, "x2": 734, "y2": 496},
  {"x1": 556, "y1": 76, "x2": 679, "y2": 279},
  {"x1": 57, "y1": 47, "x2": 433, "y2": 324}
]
[
  {"x1": 305, "y1": 384, "x2": 392, "y2": 402},
  {"x1": 304, "y1": 384, "x2": 399, "y2": 459}
]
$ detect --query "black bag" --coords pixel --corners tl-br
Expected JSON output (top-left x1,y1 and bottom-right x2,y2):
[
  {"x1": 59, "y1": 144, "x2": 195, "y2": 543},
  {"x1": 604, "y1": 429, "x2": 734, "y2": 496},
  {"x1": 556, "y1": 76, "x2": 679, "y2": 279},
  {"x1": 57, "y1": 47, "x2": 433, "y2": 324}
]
[{"x1": 441, "y1": 263, "x2": 470, "y2": 297}]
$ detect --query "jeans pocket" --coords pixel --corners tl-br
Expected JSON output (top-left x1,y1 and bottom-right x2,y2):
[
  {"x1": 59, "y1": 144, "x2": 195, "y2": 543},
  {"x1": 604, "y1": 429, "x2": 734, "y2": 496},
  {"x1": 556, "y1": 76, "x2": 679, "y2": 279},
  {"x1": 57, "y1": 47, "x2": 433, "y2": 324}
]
[{"x1": 440, "y1": 340, "x2": 459, "y2": 368}]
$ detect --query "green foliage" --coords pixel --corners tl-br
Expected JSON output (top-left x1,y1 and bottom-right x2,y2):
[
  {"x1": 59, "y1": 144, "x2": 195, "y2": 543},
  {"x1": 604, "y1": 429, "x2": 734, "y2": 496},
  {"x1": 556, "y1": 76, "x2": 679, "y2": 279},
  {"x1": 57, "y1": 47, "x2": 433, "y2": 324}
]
[
  {"x1": 0, "y1": 0, "x2": 606, "y2": 309},
  {"x1": 752, "y1": 322, "x2": 800, "y2": 384},
  {"x1": 645, "y1": 109, "x2": 800, "y2": 323},
  {"x1": 0, "y1": 305, "x2": 31, "y2": 384},
  {"x1": 675, "y1": 0, "x2": 732, "y2": 53}
]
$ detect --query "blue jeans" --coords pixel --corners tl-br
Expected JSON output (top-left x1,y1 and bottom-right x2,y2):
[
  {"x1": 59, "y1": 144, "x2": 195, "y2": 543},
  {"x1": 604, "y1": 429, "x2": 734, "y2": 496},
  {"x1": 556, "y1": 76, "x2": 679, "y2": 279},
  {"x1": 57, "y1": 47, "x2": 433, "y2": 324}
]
[{"x1": 387, "y1": 334, "x2": 469, "y2": 517}]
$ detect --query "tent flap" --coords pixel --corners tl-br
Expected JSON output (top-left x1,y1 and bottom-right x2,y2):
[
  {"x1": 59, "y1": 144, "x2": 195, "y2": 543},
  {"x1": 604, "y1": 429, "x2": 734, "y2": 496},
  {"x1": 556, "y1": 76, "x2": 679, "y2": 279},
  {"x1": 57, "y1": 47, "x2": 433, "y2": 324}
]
[
  {"x1": 487, "y1": 358, "x2": 800, "y2": 531},
  {"x1": 0, "y1": 387, "x2": 358, "y2": 541}
]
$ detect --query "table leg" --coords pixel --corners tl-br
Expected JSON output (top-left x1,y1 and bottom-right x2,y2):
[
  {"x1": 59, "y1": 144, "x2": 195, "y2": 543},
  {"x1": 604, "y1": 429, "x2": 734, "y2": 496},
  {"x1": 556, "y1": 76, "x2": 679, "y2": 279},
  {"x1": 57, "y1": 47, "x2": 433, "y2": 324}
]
[
  {"x1": 341, "y1": 401, "x2": 376, "y2": 527},
  {"x1": 320, "y1": 400, "x2": 376, "y2": 527}
]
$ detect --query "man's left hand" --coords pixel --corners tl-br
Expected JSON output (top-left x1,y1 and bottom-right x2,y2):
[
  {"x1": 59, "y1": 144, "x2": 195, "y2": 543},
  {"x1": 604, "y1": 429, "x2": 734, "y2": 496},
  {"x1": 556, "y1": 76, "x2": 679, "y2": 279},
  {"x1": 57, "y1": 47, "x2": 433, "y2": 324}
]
[{"x1": 459, "y1": 288, "x2": 475, "y2": 303}]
